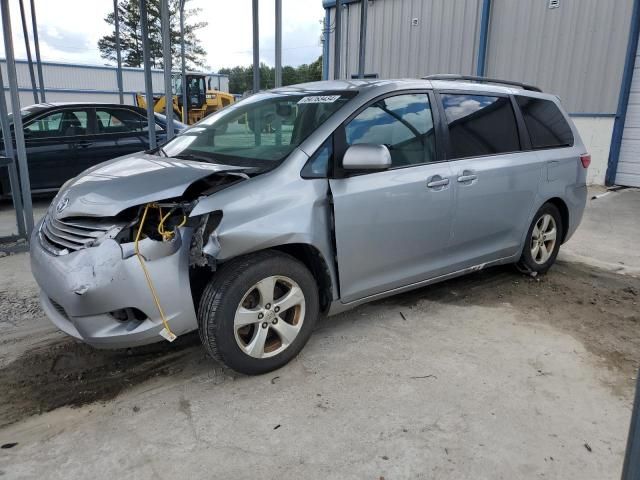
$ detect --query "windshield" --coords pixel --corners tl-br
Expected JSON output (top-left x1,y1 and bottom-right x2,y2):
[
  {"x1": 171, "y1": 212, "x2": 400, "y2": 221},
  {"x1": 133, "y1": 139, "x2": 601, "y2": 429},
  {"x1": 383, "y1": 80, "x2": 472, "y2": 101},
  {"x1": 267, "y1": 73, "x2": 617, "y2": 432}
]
[
  {"x1": 161, "y1": 90, "x2": 356, "y2": 167},
  {"x1": 7, "y1": 104, "x2": 48, "y2": 125}
]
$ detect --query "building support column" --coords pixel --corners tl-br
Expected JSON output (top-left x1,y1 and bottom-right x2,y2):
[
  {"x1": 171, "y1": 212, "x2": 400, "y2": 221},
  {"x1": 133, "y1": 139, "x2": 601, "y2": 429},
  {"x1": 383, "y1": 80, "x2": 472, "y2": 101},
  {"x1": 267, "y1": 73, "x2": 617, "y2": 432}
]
[
  {"x1": 139, "y1": 0, "x2": 157, "y2": 149},
  {"x1": 18, "y1": 0, "x2": 38, "y2": 103},
  {"x1": 357, "y1": 0, "x2": 368, "y2": 79},
  {"x1": 1, "y1": 0, "x2": 34, "y2": 237},
  {"x1": 322, "y1": 8, "x2": 330, "y2": 80},
  {"x1": 30, "y1": 0, "x2": 45, "y2": 102},
  {"x1": 161, "y1": 0, "x2": 174, "y2": 139},
  {"x1": 180, "y1": 0, "x2": 188, "y2": 124},
  {"x1": 476, "y1": 0, "x2": 491, "y2": 77},
  {"x1": 114, "y1": 0, "x2": 124, "y2": 104},
  {"x1": 275, "y1": 0, "x2": 282, "y2": 88},
  {"x1": 334, "y1": 0, "x2": 342, "y2": 80}
]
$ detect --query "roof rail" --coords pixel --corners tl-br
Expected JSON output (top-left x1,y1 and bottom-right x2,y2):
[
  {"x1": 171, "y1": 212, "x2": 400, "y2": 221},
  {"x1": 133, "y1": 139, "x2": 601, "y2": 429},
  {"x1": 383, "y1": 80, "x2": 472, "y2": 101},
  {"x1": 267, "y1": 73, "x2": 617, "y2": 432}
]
[{"x1": 421, "y1": 74, "x2": 542, "y2": 93}]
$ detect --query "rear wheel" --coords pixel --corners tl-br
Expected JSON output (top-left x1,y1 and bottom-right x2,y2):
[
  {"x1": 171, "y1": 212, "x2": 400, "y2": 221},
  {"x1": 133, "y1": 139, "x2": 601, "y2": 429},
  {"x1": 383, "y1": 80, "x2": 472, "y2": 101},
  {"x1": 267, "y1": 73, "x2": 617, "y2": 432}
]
[
  {"x1": 516, "y1": 203, "x2": 563, "y2": 275},
  {"x1": 198, "y1": 251, "x2": 319, "y2": 375}
]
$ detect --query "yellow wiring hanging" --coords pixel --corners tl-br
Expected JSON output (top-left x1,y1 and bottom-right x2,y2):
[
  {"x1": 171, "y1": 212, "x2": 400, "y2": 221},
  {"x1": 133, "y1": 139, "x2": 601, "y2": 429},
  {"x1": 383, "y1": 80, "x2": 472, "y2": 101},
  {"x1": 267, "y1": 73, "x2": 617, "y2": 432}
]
[
  {"x1": 157, "y1": 205, "x2": 186, "y2": 241},
  {"x1": 134, "y1": 203, "x2": 180, "y2": 342}
]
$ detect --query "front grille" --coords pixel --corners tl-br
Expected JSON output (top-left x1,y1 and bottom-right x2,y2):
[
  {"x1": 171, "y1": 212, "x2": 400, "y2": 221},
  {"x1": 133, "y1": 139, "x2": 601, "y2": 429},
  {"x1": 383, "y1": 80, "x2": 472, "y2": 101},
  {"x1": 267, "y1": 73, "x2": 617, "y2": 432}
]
[{"x1": 39, "y1": 214, "x2": 125, "y2": 256}]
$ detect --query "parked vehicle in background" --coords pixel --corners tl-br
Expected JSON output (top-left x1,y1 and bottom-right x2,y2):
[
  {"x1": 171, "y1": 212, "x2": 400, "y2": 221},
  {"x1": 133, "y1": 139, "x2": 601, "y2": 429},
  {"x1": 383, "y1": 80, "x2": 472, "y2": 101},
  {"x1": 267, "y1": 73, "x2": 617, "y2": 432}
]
[
  {"x1": 0, "y1": 102, "x2": 186, "y2": 195},
  {"x1": 30, "y1": 77, "x2": 588, "y2": 375}
]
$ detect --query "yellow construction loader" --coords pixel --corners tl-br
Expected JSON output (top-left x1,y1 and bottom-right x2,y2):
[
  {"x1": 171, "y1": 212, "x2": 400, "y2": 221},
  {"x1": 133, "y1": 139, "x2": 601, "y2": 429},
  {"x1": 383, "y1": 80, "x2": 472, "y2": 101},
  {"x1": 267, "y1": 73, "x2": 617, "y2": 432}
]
[{"x1": 136, "y1": 72, "x2": 234, "y2": 125}]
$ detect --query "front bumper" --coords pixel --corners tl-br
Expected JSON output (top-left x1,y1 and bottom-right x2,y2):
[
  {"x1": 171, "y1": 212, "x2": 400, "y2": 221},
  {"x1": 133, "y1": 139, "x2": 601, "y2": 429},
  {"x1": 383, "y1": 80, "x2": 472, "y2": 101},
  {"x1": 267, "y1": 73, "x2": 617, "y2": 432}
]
[{"x1": 30, "y1": 221, "x2": 198, "y2": 348}]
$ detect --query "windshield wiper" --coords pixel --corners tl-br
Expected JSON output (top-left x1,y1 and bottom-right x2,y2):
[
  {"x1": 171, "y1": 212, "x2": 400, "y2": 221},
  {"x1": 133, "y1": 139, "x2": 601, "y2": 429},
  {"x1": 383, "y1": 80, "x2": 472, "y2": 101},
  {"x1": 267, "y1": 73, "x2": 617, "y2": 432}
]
[{"x1": 171, "y1": 153, "x2": 215, "y2": 163}]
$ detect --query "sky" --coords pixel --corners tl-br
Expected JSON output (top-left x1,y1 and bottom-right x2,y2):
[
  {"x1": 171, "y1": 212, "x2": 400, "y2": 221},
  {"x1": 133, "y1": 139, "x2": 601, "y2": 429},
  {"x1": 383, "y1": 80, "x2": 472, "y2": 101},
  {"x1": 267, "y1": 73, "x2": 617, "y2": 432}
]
[{"x1": 0, "y1": 0, "x2": 325, "y2": 71}]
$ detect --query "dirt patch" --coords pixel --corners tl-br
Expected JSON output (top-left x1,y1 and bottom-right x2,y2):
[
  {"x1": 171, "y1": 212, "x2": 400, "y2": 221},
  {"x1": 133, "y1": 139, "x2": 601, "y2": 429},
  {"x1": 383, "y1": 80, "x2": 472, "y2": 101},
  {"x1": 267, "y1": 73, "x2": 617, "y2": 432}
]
[
  {"x1": 386, "y1": 261, "x2": 640, "y2": 392},
  {"x1": 0, "y1": 333, "x2": 215, "y2": 428}
]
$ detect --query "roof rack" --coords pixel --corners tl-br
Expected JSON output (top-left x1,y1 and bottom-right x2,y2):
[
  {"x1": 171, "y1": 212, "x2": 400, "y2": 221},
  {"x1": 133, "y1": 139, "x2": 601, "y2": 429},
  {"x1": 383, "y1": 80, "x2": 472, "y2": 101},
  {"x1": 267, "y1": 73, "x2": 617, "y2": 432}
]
[{"x1": 421, "y1": 74, "x2": 542, "y2": 93}]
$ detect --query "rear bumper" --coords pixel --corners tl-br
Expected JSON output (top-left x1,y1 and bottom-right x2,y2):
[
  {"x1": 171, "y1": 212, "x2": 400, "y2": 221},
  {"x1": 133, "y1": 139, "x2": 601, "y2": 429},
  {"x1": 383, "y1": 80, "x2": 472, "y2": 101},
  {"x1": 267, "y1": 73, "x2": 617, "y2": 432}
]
[
  {"x1": 563, "y1": 184, "x2": 588, "y2": 243},
  {"x1": 30, "y1": 221, "x2": 198, "y2": 348}
]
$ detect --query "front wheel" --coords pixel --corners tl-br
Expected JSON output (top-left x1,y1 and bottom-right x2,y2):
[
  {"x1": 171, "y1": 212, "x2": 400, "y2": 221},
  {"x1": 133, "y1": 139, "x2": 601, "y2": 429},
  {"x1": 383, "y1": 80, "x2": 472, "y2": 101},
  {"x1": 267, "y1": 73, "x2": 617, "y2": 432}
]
[
  {"x1": 516, "y1": 203, "x2": 563, "y2": 275},
  {"x1": 198, "y1": 251, "x2": 319, "y2": 375}
]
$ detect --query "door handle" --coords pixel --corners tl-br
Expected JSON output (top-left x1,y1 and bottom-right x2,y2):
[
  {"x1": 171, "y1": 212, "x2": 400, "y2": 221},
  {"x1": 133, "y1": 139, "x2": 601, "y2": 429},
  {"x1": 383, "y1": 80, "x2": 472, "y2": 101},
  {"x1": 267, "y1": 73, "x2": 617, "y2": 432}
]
[
  {"x1": 75, "y1": 141, "x2": 93, "y2": 148},
  {"x1": 457, "y1": 173, "x2": 477, "y2": 183},
  {"x1": 427, "y1": 177, "x2": 450, "y2": 188}
]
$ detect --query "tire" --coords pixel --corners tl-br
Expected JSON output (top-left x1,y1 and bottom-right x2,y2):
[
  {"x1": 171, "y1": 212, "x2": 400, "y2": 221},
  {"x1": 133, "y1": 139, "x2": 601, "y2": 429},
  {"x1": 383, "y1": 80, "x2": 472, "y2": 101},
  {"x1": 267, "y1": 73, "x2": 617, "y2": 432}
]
[
  {"x1": 516, "y1": 203, "x2": 564, "y2": 275},
  {"x1": 198, "y1": 250, "x2": 319, "y2": 375}
]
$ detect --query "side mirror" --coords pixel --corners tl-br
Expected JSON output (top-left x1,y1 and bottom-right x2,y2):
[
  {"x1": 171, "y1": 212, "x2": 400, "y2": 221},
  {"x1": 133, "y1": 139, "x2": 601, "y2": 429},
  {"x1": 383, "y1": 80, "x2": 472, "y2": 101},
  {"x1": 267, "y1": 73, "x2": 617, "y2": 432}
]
[{"x1": 342, "y1": 144, "x2": 391, "y2": 171}]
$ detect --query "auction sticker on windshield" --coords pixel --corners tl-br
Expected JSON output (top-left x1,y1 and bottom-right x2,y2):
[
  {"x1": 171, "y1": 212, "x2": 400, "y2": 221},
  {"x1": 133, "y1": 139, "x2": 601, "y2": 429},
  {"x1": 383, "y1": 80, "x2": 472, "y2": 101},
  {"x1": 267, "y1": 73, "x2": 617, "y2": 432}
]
[{"x1": 297, "y1": 95, "x2": 341, "y2": 104}]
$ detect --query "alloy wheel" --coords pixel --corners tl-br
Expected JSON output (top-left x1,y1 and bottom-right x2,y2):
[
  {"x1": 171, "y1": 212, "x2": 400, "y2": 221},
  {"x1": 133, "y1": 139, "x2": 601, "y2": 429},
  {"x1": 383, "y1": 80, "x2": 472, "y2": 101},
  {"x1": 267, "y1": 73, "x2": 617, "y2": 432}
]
[
  {"x1": 530, "y1": 213, "x2": 557, "y2": 264},
  {"x1": 233, "y1": 275, "x2": 306, "y2": 359}
]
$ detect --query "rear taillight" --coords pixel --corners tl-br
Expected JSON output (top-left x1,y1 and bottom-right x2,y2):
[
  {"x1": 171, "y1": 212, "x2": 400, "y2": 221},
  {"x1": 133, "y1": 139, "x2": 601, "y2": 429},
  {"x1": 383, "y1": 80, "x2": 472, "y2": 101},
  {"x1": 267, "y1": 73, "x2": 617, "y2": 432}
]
[{"x1": 580, "y1": 153, "x2": 591, "y2": 169}]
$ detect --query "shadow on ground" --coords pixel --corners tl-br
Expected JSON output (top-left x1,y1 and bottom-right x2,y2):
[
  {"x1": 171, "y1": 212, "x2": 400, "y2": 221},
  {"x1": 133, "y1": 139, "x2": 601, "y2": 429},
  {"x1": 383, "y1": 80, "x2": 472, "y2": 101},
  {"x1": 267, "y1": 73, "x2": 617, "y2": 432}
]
[{"x1": 0, "y1": 333, "x2": 225, "y2": 428}]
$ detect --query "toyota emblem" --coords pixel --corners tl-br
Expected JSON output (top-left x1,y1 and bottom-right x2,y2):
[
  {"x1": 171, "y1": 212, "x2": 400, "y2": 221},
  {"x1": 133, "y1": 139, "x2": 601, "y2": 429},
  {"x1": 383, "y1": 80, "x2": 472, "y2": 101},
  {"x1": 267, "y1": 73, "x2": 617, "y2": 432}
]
[{"x1": 56, "y1": 197, "x2": 69, "y2": 214}]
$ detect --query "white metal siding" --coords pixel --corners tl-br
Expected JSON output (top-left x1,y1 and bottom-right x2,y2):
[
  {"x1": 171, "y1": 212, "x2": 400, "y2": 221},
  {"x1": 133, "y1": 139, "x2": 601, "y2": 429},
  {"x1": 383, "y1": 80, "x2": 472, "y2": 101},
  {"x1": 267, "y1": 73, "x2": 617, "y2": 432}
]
[
  {"x1": 1, "y1": 60, "x2": 229, "y2": 112},
  {"x1": 616, "y1": 27, "x2": 640, "y2": 187},
  {"x1": 327, "y1": 0, "x2": 482, "y2": 80}
]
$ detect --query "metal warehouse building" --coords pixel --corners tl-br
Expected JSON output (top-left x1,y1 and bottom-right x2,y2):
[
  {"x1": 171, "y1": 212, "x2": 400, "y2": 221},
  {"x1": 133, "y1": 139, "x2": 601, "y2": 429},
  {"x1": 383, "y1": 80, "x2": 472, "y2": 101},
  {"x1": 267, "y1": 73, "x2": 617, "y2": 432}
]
[
  {"x1": 322, "y1": 0, "x2": 640, "y2": 187},
  {"x1": 1, "y1": 59, "x2": 229, "y2": 108}
]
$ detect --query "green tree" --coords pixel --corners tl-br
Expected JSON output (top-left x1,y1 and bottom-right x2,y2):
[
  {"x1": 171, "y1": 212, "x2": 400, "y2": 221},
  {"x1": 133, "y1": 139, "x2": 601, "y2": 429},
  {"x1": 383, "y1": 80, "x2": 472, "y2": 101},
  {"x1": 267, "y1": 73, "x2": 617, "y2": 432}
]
[
  {"x1": 98, "y1": 0, "x2": 208, "y2": 70},
  {"x1": 219, "y1": 56, "x2": 323, "y2": 94}
]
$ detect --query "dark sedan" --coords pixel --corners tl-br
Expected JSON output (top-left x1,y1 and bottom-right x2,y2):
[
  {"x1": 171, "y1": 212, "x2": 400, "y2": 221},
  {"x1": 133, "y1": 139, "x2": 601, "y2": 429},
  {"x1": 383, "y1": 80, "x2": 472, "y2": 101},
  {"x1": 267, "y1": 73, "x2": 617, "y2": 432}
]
[{"x1": 1, "y1": 102, "x2": 186, "y2": 195}]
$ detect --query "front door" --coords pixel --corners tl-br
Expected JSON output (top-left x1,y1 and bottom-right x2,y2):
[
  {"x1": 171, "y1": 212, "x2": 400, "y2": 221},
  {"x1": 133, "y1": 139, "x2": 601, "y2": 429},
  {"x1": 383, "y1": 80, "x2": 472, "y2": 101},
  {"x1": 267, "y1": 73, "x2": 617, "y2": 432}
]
[
  {"x1": 22, "y1": 108, "x2": 89, "y2": 191},
  {"x1": 329, "y1": 92, "x2": 454, "y2": 303}
]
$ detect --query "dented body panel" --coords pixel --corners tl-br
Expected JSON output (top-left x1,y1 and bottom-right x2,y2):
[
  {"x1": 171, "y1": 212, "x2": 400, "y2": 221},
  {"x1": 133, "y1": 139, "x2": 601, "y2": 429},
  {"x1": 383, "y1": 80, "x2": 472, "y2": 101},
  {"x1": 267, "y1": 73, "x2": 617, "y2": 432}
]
[{"x1": 191, "y1": 148, "x2": 340, "y2": 300}]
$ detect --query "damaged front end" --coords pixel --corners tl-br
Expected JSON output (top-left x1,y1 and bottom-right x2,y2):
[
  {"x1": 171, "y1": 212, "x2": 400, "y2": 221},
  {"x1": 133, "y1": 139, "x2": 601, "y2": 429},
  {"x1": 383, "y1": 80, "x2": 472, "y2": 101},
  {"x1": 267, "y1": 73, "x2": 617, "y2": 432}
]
[{"x1": 30, "y1": 155, "x2": 251, "y2": 348}]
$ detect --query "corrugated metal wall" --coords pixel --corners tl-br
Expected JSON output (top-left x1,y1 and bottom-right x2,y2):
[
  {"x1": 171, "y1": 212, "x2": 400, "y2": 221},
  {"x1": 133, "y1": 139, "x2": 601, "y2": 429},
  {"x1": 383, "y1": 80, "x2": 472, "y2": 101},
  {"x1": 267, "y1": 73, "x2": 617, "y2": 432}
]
[
  {"x1": 1, "y1": 60, "x2": 229, "y2": 112},
  {"x1": 616, "y1": 26, "x2": 640, "y2": 187},
  {"x1": 327, "y1": 0, "x2": 482, "y2": 80},
  {"x1": 486, "y1": 0, "x2": 634, "y2": 114},
  {"x1": 327, "y1": 0, "x2": 634, "y2": 114}
]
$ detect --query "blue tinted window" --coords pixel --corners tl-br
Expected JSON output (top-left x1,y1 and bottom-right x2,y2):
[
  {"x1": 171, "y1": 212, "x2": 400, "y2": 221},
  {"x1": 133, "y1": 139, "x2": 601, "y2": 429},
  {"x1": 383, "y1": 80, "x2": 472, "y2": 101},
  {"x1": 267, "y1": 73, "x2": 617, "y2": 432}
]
[
  {"x1": 441, "y1": 94, "x2": 520, "y2": 159},
  {"x1": 345, "y1": 94, "x2": 436, "y2": 166},
  {"x1": 516, "y1": 96, "x2": 573, "y2": 149},
  {"x1": 302, "y1": 140, "x2": 332, "y2": 178}
]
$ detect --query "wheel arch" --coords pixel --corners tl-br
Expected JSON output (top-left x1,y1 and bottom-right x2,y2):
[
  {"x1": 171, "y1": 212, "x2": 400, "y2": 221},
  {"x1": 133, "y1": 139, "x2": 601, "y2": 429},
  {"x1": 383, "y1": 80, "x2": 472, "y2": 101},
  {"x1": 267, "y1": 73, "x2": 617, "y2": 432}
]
[
  {"x1": 270, "y1": 243, "x2": 334, "y2": 313},
  {"x1": 190, "y1": 243, "x2": 335, "y2": 315}
]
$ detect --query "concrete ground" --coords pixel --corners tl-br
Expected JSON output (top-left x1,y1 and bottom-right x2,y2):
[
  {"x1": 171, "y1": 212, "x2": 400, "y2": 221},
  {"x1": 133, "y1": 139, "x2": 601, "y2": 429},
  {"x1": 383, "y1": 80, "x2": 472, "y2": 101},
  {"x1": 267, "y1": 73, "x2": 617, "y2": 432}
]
[
  {"x1": 560, "y1": 186, "x2": 640, "y2": 275},
  {"x1": 0, "y1": 188, "x2": 639, "y2": 479}
]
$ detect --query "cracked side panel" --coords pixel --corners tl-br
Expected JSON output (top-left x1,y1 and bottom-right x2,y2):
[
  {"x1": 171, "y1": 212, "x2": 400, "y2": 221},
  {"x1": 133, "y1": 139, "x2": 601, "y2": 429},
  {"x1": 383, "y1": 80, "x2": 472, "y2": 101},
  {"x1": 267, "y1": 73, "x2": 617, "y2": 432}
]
[{"x1": 190, "y1": 149, "x2": 339, "y2": 300}]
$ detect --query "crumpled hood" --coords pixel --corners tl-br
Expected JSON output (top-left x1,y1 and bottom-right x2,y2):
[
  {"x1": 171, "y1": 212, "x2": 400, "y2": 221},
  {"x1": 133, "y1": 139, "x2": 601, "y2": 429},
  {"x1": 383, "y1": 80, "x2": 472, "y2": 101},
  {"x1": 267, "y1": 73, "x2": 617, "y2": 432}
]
[{"x1": 54, "y1": 152, "x2": 247, "y2": 219}]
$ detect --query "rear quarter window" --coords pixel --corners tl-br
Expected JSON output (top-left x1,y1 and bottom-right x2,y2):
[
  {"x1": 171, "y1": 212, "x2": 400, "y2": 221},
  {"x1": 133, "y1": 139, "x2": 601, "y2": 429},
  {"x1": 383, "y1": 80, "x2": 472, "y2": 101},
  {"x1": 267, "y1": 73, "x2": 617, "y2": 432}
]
[{"x1": 516, "y1": 96, "x2": 574, "y2": 149}]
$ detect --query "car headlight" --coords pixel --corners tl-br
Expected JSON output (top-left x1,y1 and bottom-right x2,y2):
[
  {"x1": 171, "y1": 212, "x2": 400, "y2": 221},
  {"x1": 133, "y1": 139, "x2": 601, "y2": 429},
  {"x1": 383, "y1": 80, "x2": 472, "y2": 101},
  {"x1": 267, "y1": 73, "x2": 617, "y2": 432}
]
[{"x1": 206, "y1": 94, "x2": 217, "y2": 100}]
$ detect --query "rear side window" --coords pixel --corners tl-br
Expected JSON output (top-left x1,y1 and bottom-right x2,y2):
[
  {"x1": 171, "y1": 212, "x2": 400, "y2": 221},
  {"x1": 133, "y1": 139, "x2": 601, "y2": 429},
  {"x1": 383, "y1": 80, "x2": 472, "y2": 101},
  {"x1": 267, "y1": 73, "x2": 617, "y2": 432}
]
[
  {"x1": 96, "y1": 109, "x2": 147, "y2": 134},
  {"x1": 516, "y1": 96, "x2": 574, "y2": 149},
  {"x1": 441, "y1": 94, "x2": 520, "y2": 159}
]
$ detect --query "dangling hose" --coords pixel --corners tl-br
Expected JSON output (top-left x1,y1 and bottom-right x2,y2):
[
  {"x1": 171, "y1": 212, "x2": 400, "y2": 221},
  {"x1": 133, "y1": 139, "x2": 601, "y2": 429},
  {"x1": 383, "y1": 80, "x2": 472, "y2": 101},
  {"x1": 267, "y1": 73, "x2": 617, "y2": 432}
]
[{"x1": 134, "y1": 203, "x2": 185, "y2": 342}]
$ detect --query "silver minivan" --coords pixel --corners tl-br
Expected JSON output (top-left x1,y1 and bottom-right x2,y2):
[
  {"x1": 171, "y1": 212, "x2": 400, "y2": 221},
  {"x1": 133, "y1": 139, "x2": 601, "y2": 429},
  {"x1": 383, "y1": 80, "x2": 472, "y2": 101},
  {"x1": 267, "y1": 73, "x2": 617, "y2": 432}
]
[{"x1": 30, "y1": 76, "x2": 589, "y2": 374}]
